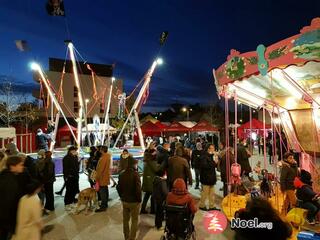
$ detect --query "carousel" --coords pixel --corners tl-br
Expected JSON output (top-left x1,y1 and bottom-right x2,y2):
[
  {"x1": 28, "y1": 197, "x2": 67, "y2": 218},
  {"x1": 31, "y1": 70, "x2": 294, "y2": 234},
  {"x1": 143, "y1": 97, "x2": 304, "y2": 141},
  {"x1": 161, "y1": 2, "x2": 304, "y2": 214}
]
[{"x1": 214, "y1": 18, "x2": 320, "y2": 238}]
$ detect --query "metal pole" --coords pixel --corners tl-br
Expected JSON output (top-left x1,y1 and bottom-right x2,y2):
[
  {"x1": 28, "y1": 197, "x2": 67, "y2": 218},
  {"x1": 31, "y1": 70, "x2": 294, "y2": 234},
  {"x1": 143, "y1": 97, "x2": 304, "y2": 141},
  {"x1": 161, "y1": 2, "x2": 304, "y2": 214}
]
[
  {"x1": 102, "y1": 77, "x2": 114, "y2": 146},
  {"x1": 50, "y1": 112, "x2": 60, "y2": 151},
  {"x1": 113, "y1": 60, "x2": 158, "y2": 148},
  {"x1": 33, "y1": 64, "x2": 78, "y2": 145},
  {"x1": 134, "y1": 109, "x2": 145, "y2": 150},
  {"x1": 68, "y1": 42, "x2": 85, "y2": 150}
]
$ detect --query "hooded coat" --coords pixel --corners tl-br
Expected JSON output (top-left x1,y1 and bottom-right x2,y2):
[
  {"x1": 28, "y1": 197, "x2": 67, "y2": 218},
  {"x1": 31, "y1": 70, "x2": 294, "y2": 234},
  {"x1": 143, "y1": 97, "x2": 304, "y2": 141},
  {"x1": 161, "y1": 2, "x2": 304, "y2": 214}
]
[
  {"x1": 96, "y1": 152, "x2": 111, "y2": 187},
  {"x1": 166, "y1": 178, "x2": 197, "y2": 214},
  {"x1": 200, "y1": 152, "x2": 217, "y2": 186},
  {"x1": 294, "y1": 175, "x2": 317, "y2": 203}
]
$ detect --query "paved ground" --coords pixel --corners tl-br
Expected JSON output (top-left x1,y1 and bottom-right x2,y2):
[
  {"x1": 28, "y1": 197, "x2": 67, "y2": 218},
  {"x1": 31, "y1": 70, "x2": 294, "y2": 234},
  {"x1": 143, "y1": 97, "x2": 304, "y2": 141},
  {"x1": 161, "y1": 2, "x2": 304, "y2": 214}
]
[{"x1": 42, "y1": 150, "x2": 268, "y2": 240}]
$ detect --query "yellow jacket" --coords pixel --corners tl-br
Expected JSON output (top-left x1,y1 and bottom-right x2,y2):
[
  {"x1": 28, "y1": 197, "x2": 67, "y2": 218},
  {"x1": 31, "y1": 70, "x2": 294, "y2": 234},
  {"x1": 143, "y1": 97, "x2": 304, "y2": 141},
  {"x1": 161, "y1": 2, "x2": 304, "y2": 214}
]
[{"x1": 96, "y1": 152, "x2": 111, "y2": 187}]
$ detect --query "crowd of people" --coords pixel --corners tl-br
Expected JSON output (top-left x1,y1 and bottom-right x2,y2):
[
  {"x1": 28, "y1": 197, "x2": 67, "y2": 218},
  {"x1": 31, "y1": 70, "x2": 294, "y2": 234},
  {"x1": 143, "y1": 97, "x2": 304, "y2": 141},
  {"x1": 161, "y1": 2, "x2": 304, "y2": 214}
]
[{"x1": 0, "y1": 131, "x2": 319, "y2": 240}]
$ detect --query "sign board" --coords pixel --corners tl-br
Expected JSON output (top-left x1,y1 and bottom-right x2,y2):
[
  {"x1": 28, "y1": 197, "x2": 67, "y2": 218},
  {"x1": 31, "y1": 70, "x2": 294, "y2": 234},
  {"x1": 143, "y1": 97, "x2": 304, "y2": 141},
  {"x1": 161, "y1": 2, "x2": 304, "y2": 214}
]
[{"x1": 0, "y1": 128, "x2": 16, "y2": 139}]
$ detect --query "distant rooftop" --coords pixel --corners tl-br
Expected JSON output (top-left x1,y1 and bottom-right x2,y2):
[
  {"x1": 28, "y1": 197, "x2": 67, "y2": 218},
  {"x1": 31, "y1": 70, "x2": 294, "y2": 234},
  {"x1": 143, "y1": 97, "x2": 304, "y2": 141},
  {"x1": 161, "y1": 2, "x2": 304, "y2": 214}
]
[{"x1": 49, "y1": 58, "x2": 113, "y2": 77}]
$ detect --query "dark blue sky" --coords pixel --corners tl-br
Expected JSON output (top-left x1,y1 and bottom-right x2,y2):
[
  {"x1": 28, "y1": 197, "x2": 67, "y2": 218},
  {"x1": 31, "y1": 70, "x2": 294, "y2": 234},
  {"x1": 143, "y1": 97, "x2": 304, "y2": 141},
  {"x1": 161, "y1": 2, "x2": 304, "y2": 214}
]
[{"x1": 0, "y1": 0, "x2": 319, "y2": 112}]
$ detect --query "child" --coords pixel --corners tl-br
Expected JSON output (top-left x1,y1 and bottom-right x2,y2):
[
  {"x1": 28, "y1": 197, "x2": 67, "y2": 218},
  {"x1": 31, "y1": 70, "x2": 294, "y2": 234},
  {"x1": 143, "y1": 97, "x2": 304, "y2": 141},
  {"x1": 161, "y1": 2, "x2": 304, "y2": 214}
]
[
  {"x1": 152, "y1": 176, "x2": 168, "y2": 230},
  {"x1": 294, "y1": 169, "x2": 320, "y2": 225},
  {"x1": 13, "y1": 180, "x2": 43, "y2": 240},
  {"x1": 254, "y1": 161, "x2": 261, "y2": 175}
]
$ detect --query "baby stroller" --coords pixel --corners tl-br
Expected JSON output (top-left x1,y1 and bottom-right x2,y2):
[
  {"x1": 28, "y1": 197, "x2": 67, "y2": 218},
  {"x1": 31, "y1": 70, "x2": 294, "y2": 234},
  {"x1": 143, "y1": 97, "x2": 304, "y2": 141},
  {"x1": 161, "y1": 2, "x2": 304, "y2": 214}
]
[{"x1": 160, "y1": 204, "x2": 196, "y2": 240}]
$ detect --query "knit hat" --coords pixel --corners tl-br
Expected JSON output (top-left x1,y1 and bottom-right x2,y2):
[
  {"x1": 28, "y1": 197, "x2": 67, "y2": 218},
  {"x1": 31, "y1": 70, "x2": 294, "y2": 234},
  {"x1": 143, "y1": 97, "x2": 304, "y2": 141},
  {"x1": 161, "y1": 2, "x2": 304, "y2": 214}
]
[
  {"x1": 300, "y1": 169, "x2": 312, "y2": 185},
  {"x1": 6, "y1": 142, "x2": 19, "y2": 156}
]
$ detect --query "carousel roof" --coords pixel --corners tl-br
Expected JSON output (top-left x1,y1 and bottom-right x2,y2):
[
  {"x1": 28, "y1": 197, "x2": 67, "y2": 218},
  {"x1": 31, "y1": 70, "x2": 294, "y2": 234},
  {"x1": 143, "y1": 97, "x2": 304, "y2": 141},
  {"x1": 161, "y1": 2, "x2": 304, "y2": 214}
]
[{"x1": 214, "y1": 18, "x2": 320, "y2": 110}]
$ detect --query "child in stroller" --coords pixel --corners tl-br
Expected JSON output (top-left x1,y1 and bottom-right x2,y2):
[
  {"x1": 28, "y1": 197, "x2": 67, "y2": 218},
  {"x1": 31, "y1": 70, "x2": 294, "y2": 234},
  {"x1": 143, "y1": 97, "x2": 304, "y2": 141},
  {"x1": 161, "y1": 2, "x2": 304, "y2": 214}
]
[{"x1": 161, "y1": 178, "x2": 197, "y2": 240}]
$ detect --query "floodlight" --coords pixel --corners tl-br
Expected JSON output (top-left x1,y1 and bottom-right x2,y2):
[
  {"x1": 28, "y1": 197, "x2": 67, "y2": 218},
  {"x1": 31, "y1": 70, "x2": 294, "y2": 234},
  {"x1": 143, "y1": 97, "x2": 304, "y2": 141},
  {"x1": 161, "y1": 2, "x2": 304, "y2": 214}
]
[
  {"x1": 156, "y1": 58, "x2": 163, "y2": 65},
  {"x1": 30, "y1": 62, "x2": 40, "y2": 71}
]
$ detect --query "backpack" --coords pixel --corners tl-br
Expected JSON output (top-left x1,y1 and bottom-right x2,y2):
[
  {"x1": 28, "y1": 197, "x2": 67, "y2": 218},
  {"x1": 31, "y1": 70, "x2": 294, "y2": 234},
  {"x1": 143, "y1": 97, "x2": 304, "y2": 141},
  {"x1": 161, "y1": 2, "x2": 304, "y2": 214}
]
[{"x1": 35, "y1": 158, "x2": 47, "y2": 179}]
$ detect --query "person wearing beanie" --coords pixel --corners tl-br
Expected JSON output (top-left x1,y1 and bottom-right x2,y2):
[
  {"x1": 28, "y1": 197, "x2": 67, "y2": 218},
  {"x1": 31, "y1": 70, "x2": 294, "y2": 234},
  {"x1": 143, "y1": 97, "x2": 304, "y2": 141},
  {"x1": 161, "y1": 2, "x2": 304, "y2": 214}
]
[
  {"x1": 166, "y1": 178, "x2": 197, "y2": 215},
  {"x1": 294, "y1": 169, "x2": 320, "y2": 225}
]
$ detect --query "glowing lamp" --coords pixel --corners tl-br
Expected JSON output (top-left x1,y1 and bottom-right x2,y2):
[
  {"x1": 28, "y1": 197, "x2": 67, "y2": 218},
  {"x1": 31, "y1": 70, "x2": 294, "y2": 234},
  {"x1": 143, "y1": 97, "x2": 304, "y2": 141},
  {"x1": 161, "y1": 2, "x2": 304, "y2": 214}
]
[
  {"x1": 30, "y1": 62, "x2": 40, "y2": 71},
  {"x1": 156, "y1": 58, "x2": 163, "y2": 65}
]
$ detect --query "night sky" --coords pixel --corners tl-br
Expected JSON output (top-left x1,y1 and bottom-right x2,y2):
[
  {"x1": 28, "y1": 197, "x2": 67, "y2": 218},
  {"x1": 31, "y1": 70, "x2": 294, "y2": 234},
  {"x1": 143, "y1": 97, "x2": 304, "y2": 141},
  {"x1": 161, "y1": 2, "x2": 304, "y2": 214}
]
[{"x1": 0, "y1": 0, "x2": 319, "y2": 112}]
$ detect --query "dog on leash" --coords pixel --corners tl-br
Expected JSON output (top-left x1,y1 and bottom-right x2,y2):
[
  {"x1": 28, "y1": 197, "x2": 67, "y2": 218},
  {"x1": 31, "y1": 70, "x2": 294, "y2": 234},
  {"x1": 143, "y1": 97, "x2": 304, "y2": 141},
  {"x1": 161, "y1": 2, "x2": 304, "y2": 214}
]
[{"x1": 75, "y1": 188, "x2": 98, "y2": 214}]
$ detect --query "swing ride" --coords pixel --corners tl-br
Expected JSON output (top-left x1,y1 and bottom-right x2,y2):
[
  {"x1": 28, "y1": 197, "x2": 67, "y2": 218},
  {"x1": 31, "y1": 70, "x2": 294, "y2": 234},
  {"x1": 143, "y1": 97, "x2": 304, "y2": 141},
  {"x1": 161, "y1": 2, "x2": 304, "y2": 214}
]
[{"x1": 215, "y1": 18, "x2": 320, "y2": 238}]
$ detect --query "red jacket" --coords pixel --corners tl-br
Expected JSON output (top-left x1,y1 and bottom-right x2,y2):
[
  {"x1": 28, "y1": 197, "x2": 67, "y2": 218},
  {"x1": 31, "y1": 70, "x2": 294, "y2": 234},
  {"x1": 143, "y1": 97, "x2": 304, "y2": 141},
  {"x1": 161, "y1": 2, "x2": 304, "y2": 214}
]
[{"x1": 166, "y1": 178, "x2": 197, "y2": 214}]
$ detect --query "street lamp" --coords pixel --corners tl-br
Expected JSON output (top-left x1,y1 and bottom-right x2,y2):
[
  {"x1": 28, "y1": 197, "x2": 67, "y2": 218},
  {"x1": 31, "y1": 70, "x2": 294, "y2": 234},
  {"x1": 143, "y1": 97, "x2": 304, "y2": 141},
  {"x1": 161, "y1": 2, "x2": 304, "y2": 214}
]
[{"x1": 182, "y1": 107, "x2": 192, "y2": 121}]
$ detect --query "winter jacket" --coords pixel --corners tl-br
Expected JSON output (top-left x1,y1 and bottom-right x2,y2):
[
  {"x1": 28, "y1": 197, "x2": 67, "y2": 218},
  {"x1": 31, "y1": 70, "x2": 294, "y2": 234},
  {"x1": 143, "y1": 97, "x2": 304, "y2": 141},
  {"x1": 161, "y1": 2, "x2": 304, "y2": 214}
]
[
  {"x1": 152, "y1": 176, "x2": 168, "y2": 204},
  {"x1": 191, "y1": 149, "x2": 203, "y2": 169},
  {"x1": 237, "y1": 144, "x2": 252, "y2": 174},
  {"x1": 36, "y1": 157, "x2": 55, "y2": 184},
  {"x1": 142, "y1": 149, "x2": 160, "y2": 192},
  {"x1": 96, "y1": 152, "x2": 111, "y2": 187},
  {"x1": 117, "y1": 167, "x2": 141, "y2": 203},
  {"x1": 168, "y1": 155, "x2": 192, "y2": 187},
  {"x1": 156, "y1": 146, "x2": 170, "y2": 165},
  {"x1": 36, "y1": 134, "x2": 50, "y2": 150},
  {"x1": 280, "y1": 160, "x2": 298, "y2": 191},
  {"x1": 0, "y1": 170, "x2": 25, "y2": 232},
  {"x1": 119, "y1": 154, "x2": 136, "y2": 173},
  {"x1": 200, "y1": 152, "x2": 217, "y2": 186},
  {"x1": 13, "y1": 194, "x2": 43, "y2": 240},
  {"x1": 166, "y1": 178, "x2": 197, "y2": 214},
  {"x1": 219, "y1": 148, "x2": 235, "y2": 183},
  {"x1": 62, "y1": 154, "x2": 79, "y2": 179},
  {"x1": 294, "y1": 177, "x2": 317, "y2": 203}
]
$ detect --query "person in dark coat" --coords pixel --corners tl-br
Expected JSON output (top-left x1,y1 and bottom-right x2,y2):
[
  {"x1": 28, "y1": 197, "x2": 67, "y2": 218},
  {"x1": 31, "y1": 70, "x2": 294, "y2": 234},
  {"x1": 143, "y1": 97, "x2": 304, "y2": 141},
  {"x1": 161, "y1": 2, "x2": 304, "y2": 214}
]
[
  {"x1": 294, "y1": 170, "x2": 320, "y2": 225},
  {"x1": 191, "y1": 142, "x2": 203, "y2": 189},
  {"x1": 167, "y1": 146, "x2": 192, "y2": 191},
  {"x1": 152, "y1": 176, "x2": 168, "y2": 229},
  {"x1": 199, "y1": 144, "x2": 218, "y2": 211},
  {"x1": 218, "y1": 142, "x2": 235, "y2": 197},
  {"x1": 0, "y1": 156, "x2": 25, "y2": 239},
  {"x1": 117, "y1": 156, "x2": 141, "y2": 240},
  {"x1": 86, "y1": 146, "x2": 97, "y2": 188},
  {"x1": 63, "y1": 146, "x2": 79, "y2": 210},
  {"x1": 156, "y1": 143, "x2": 170, "y2": 177},
  {"x1": 237, "y1": 138, "x2": 252, "y2": 177},
  {"x1": 37, "y1": 151, "x2": 56, "y2": 213},
  {"x1": 141, "y1": 142, "x2": 160, "y2": 214},
  {"x1": 36, "y1": 129, "x2": 51, "y2": 151},
  {"x1": 280, "y1": 152, "x2": 298, "y2": 215},
  {"x1": 119, "y1": 149, "x2": 136, "y2": 173}
]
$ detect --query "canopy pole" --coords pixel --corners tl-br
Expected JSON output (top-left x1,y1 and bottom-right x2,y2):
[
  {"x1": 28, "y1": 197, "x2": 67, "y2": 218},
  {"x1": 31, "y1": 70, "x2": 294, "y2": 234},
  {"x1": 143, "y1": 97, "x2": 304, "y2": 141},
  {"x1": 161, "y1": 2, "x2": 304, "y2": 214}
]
[
  {"x1": 134, "y1": 109, "x2": 145, "y2": 150},
  {"x1": 263, "y1": 106, "x2": 267, "y2": 169}
]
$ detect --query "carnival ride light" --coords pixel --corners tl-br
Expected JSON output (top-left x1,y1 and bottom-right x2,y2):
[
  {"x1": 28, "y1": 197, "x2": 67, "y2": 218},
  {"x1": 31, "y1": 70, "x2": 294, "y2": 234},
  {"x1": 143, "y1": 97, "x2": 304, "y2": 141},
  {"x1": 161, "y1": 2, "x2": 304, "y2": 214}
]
[
  {"x1": 285, "y1": 97, "x2": 297, "y2": 109},
  {"x1": 270, "y1": 69, "x2": 303, "y2": 99},
  {"x1": 234, "y1": 80, "x2": 267, "y2": 98},
  {"x1": 229, "y1": 84, "x2": 265, "y2": 107},
  {"x1": 30, "y1": 62, "x2": 40, "y2": 71},
  {"x1": 156, "y1": 58, "x2": 163, "y2": 65}
]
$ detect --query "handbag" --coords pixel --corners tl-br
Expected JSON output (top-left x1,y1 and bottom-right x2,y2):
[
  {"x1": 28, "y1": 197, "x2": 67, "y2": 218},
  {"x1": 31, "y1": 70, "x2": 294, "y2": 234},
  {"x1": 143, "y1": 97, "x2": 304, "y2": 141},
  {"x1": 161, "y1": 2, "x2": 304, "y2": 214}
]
[{"x1": 94, "y1": 181, "x2": 100, "y2": 192}]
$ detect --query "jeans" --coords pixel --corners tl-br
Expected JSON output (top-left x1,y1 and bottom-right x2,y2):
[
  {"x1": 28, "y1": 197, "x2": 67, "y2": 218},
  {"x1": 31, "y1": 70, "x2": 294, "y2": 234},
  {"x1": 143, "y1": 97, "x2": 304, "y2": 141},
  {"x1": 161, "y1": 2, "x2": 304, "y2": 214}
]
[
  {"x1": 141, "y1": 192, "x2": 154, "y2": 213},
  {"x1": 155, "y1": 201, "x2": 164, "y2": 228},
  {"x1": 194, "y1": 168, "x2": 200, "y2": 188},
  {"x1": 99, "y1": 186, "x2": 109, "y2": 209},
  {"x1": 300, "y1": 201, "x2": 320, "y2": 221},
  {"x1": 122, "y1": 202, "x2": 140, "y2": 240}
]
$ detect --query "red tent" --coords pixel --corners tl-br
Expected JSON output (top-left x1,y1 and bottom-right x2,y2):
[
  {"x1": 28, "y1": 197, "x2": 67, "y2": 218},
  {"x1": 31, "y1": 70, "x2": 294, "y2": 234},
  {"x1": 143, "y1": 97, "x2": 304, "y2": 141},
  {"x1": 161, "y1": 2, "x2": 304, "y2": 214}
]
[
  {"x1": 190, "y1": 120, "x2": 219, "y2": 132},
  {"x1": 141, "y1": 121, "x2": 162, "y2": 136},
  {"x1": 154, "y1": 121, "x2": 167, "y2": 130},
  {"x1": 238, "y1": 119, "x2": 271, "y2": 138},
  {"x1": 57, "y1": 124, "x2": 77, "y2": 146},
  {"x1": 164, "y1": 122, "x2": 190, "y2": 132}
]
